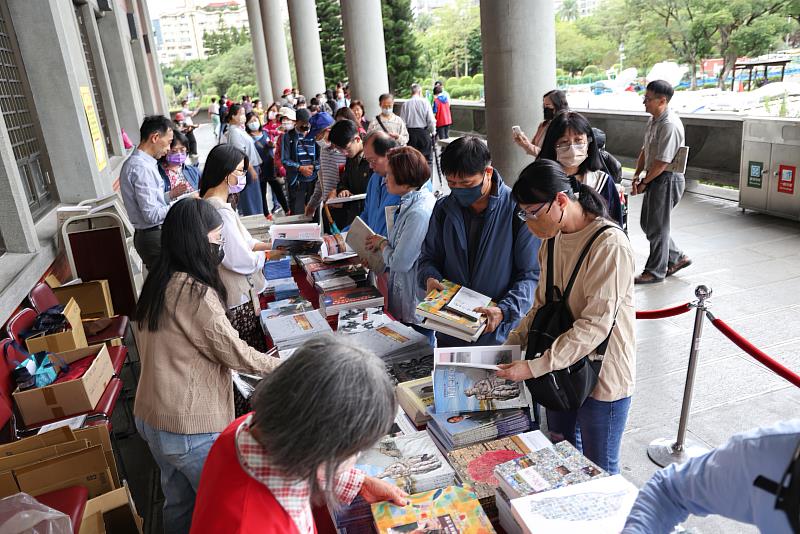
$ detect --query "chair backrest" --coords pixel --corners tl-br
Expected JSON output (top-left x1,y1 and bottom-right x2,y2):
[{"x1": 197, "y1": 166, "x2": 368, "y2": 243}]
[
  {"x1": 5, "y1": 308, "x2": 37, "y2": 346},
  {"x1": 29, "y1": 282, "x2": 60, "y2": 315},
  {"x1": 0, "y1": 339, "x2": 18, "y2": 432}
]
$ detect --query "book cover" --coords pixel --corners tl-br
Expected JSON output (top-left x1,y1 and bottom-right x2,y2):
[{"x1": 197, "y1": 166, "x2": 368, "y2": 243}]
[
  {"x1": 433, "y1": 346, "x2": 527, "y2": 414},
  {"x1": 371, "y1": 485, "x2": 495, "y2": 534},
  {"x1": 447, "y1": 436, "x2": 529, "y2": 504},
  {"x1": 312, "y1": 264, "x2": 368, "y2": 283},
  {"x1": 320, "y1": 286, "x2": 383, "y2": 315},
  {"x1": 263, "y1": 310, "x2": 332, "y2": 345},
  {"x1": 391, "y1": 354, "x2": 434, "y2": 384},
  {"x1": 397, "y1": 376, "x2": 434, "y2": 424},
  {"x1": 510, "y1": 474, "x2": 638, "y2": 534},
  {"x1": 271, "y1": 239, "x2": 322, "y2": 255},
  {"x1": 269, "y1": 223, "x2": 321, "y2": 240},
  {"x1": 345, "y1": 216, "x2": 385, "y2": 273},
  {"x1": 321, "y1": 232, "x2": 359, "y2": 262},
  {"x1": 337, "y1": 307, "x2": 391, "y2": 335},
  {"x1": 349, "y1": 322, "x2": 428, "y2": 360},
  {"x1": 444, "y1": 286, "x2": 492, "y2": 323},
  {"x1": 356, "y1": 432, "x2": 455, "y2": 494},
  {"x1": 416, "y1": 280, "x2": 487, "y2": 334}
]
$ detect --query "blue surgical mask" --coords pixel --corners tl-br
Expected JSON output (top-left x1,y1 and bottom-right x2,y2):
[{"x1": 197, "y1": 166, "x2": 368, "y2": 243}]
[{"x1": 450, "y1": 175, "x2": 488, "y2": 207}]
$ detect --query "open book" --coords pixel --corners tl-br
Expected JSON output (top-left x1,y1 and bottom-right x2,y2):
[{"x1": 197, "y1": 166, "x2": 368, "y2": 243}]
[{"x1": 345, "y1": 216, "x2": 386, "y2": 272}]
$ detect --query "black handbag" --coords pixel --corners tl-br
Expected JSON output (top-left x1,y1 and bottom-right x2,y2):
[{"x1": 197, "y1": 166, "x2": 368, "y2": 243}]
[{"x1": 523, "y1": 225, "x2": 616, "y2": 412}]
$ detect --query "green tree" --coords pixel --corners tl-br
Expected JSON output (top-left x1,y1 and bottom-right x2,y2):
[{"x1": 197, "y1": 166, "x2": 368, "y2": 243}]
[
  {"x1": 317, "y1": 0, "x2": 347, "y2": 88},
  {"x1": 556, "y1": 20, "x2": 614, "y2": 74},
  {"x1": 204, "y1": 18, "x2": 250, "y2": 57},
  {"x1": 413, "y1": 0, "x2": 480, "y2": 80},
  {"x1": 205, "y1": 44, "x2": 259, "y2": 96},
  {"x1": 558, "y1": 0, "x2": 580, "y2": 21},
  {"x1": 382, "y1": 0, "x2": 424, "y2": 96}
]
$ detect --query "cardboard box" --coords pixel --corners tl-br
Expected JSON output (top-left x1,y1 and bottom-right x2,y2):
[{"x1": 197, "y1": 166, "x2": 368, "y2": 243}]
[
  {"x1": 80, "y1": 485, "x2": 143, "y2": 534},
  {"x1": 14, "y1": 444, "x2": 114, "y2": 498},
  {"x1": 76, "y1": 424, "x2": 120, "y2": 488},
  {"x1": 52, "y1": 280, "x2": 115, "y2": 319},
  {"x1": 25, "y1": 298, "x2": 88, "y2": 354},
  {"x1": 0, "y1": 427, "x2": 76, "y2": 457},
  {"x1": 13, "y1": 345, "x2": 114, "y2": 427},
  {"x1": 0, "y1": 439, "x2": 88, "y2": 475}
]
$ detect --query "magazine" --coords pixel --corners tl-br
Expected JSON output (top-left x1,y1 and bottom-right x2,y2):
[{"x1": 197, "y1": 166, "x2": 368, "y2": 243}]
[
  {"x1": 345, "y1": 216, "x2": 385, "y2": 273},
  {"x1": 444, "y1": 286, "x2": 493, "y2": 323},
  {"x1": 320, "y1": 232, "x2": 358, "y2": 262},
  {"x1": 416, "y1": 280, "x2": 490, "y2": 339}
]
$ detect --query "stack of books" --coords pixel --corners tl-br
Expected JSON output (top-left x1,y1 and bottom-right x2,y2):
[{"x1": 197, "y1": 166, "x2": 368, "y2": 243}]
[
  {"x1": 263, "y1": 277, "x2": 299, "y2": 300},
  {"x1": 261, "y1": 310, "x2": 333, "y2": 351},
  {"x1": 349, "y1": 321, "x2": 433, "y2": 366},
  {"x1": 396, "y1": 376, "x2": 434, "y2": 426},
  {"x1": 337, "y1": 307, "x2": 392, "y2": 335},
  {"x1": 259, "y1": 297, "x2": 314, "y2": 329},
  {"x1": 416, "y1": 280, "x2": 493, "y2": 342},
  {"x1": 302, "y1": 256, "x2": 362, "y2": 285},
  {"x1": 319, "y1": 285, "x2": 383, "y2": 317},
  {"x1": 311, "y1": 263, "x2": 369, "y2": 293},
  {"x1": 321, "y1": 232, "x2": 358, "y2": 262},
  {"x1": 425, "y1": 408, "x2": 531, "y2": 454},
  {"x1": 390, "y1": 355, "x2": 434, "y2": 384},
  {"x1": 263, "y1": 257, "x2": 292, "y2": 280}
]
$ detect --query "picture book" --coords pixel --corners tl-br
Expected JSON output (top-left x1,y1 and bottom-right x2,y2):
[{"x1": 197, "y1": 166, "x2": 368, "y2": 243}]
[
  {"x1": 356, "y1": 431, "x2": 456, "y2": 494},
  {"x1": 426, "y1": 409, "x2": 531, "y2": 451},
  {"x1": 320, "y1": 285, "x2": 383, "y2": 316},
  {"x1": 337, "y1": 307, "x2": 391, "y2": 335},
  {"x1": 396, "y1": 376, "x2": 434, "y2": 425},
  {"x1": 433, "y1": 346, "x2": 528, "y2": 413},
  {"x1": 320, "y1": 232, "x2": 358, "y2": 262},
  {"x1": 510, "y1": 474, "x2": 638, "y2": 534},
  {"x1": 447, "y1": 436, "x2": 531, "y2": 506},
  {"x1": 444, "y1": 286, "x2": 492, "y2": 323},
  {"x1": 371, "y1": 485, "x2": 495, "y2": 534},
  {"x1": 416, "y1": 280, "x2": 493, "y2": 339}
]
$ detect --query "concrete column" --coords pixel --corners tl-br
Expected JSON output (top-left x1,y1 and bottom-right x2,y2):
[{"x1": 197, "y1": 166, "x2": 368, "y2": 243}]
[
  {"x1": 80, "y1": 4, "x2": 125, "y2": 157},
  {"x1": 260, "y1": 0, "x2": 293, "y2": 100},
  {"x1": 245, "y1": 0, "x2": 274, "y2": 103},
  {"x1": 7, "y1": 0, "x2": 109, "y2": 202},
  {"x1": 97, "y1": 0, "x2": 145, "y2": 146},
  {"x1": 136, "y1": 0, "x2": 169, "y2": 115},
  {"x1": 480, "y1": 0, "x2": 556, "y2": 184},
  {"x1": 287, "y1": 0, "x2": 326, "y2": 98},
  {"x1": 341, "y1": 0, "x2": 389, "y2": 118},
  {"x1": 0, "y1": 124, "x2": 38, "y2": 253},
  {"x1": 128, "y1": 1, "x2": 157, "y2": 115}
]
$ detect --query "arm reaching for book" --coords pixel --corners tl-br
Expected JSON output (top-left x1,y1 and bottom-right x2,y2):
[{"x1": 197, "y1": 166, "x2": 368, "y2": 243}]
[{"x1": 358, "y1": 474, "x2": 409, "y2": 507}]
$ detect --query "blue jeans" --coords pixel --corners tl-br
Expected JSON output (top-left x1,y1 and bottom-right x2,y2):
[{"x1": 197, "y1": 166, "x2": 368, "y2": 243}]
[
  {"x1": 135, "y1": 417, "x2": 219, "y2": 534},
  {"x1": 546, "y1": 396, "x2": 631, "y2": 474}
]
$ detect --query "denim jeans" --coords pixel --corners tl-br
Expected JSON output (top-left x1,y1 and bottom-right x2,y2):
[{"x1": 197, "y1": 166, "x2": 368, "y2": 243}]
[
  {"x1": 135, "y1": 417, "x2": 219, "y2": 534},
  {"x1": 545, "y1": 396, "x2": 631, "y2": 474}
]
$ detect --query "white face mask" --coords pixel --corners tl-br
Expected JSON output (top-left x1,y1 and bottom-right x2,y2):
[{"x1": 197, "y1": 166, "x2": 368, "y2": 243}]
[
  {"x1": 381, "y1": 107, "x2": 392, "y2": 116},
  {"x1": 247, "y1": 122, "x2": 260, "y2": 132},
  {"x1": 282, "y1": 121, "x2": 294, "y2": 132},
  {"x1": 267, "y1": 111, "x2": 277, "y2": 120},
  {"x1": 319, "y1": 97, "x2": 327, "y2": 104},
  {"x1": 556, "y1": 143, "x2": 588, "y2": 169}
]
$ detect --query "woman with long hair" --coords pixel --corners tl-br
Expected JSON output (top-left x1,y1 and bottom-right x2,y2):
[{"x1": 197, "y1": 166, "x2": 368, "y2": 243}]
[
  {"x1": 513, "y1": 89, "x2": 569, "y2": 158},
  {"x1": 223, "y1": 103, "x2": 264, "y2": 216},
  {"x1": 496, "y1": 159, "x2": 635, "y2": 475},
  {"x1": 133, "y1": 198, "x2": 279, "y2": 534}
]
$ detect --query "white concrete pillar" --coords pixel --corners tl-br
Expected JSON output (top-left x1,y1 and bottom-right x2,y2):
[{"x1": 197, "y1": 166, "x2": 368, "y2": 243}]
[
  {"x1": 287, "y1": 0, "x2": 326, "y2": 98},
  {"x1": 341, "y1": 0, "x2": 389, "y2": 118},
  {"x1": 260, "y1": 0, "x2": 293, "y2": 100},
  {"x1": 480, "y1": 0, "x2": 556, "y2": 184},
  {"x1": 97, "y1": 0, "x2": 145, "y2": 143},
  {"x1": 0, "y1": 125, "x2": 38, "y2": 253},
  {"x1": 7, "y1": 0, "x2": 109, "y2": 202},
  {"x1": 136, "y1": 0, "x2": 169, "y2": 115},
  {"x1": 128, "y1": 1, "x2": 157, "y2": 115},
  {"x1": 246, "y1": 0, "x2": 274, "y2": 103}
]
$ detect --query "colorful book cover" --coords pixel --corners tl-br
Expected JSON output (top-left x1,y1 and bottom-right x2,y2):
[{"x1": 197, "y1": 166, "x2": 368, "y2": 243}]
[
  {"x1": 416, "y1": 280, "x2": 486, "y2": 332},
  {"x1": 356, "y1": 432, "x2": 455, "y2": 494},
  {"x1": 338, "y1": 307, "x2": 391, "y2": 335},
  {"x1": 321, "y1": 285, "x2": 383, "y2": 308},
  {"x1": 447, "y1": 436, "x2": 529, "y2": 503},
  {"x1": 371, "y1": 485, "x2": 495, "y2": 534}
]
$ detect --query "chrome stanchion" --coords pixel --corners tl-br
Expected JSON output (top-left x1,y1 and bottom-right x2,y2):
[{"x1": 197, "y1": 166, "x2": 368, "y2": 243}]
[{"x1": 647, "y1": 285, "x2": 713, "y2": 467}]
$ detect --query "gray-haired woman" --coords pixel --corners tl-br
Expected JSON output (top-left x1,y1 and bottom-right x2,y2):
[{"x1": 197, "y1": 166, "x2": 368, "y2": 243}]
[{"x1": 190, "y1": 335, "x2": 408, "y2": 533}]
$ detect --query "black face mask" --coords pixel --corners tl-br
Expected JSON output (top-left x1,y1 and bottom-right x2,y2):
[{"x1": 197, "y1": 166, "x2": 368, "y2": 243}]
[
  {"x1": 753, "y1": 439, "x2": 800, "y2": 533},
  {"x1": 543, "y1": 107, "x2": 555, "y2": 121},
  {"x1": 211, "y1": 243, "x2": 225, "y2": 265}
]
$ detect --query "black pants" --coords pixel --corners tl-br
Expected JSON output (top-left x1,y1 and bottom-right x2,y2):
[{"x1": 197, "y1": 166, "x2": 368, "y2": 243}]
[
  {"x1": 289, "y1": 179, "x2": 316, "y2": 215},
  {"x1": 133, "y1": 228, "x2": 162, "y2": 272},
  {"x1": 407, "y1": 128, "x2": 433, "y2": 163},
  {"x1": 436, "y1": 125, "x2": 450, "y2": 139}
]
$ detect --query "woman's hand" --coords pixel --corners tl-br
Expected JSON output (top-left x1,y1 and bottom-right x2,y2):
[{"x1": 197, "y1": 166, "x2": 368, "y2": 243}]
[
  {"x1": 365, "y1": 235, "x2": 386, "y2": 252},
  {"x1": 338, "y1": 189, "x2": 352, "y2": 198},
  {"x1": 425, "y1": 278, "x2": 445, "y2": 294},
  {"x1": 474, "y1": 306, "x2": 503, "y2": 333},
  {"x1": 359, "y1": 475, "x2": 408, "y2": 506},
  {"x1": 495, "y1": 361, "x2": 534, "y2": 382},
  {"x1": 513, "y1": 131, "x2": 530, "y2": 147}
]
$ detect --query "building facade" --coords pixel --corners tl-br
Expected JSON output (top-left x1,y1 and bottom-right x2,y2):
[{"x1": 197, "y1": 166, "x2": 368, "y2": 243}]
[
  {"x1": 0, "y1": 0, "x2": 167, "y2": 326},
  {"x1": 155, "y1": 0, "x2": 250, "y2": 65}
]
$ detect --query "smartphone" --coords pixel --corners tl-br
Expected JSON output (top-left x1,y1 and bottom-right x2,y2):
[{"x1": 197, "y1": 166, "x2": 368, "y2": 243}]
[{"x1": 511, "y1": 125, "x2": 522, "y2": 137}]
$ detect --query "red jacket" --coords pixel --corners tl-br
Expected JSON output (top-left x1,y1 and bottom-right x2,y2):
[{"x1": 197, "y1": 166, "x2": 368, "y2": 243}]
[
  {"x1": 190, "y1": 415, "x2": 307, "y2": 534},
  {"x1": 433, "y1": 94, "x2": 452, "y2": 127}
]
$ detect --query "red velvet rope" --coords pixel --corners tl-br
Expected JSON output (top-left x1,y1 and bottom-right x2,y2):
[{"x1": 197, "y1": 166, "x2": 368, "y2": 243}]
[
  {"x1": 710, "y1": 317, "x2": 800, "y2": 388},
  {"x1": 635, "y1": 303, "x2": 693, "y2": 320}
]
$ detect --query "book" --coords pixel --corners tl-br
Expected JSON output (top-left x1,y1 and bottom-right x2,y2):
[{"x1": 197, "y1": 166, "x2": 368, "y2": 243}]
[
  {"x1": 269, "y1": 223, "x2": 321, "y2": 241},
  {"x1": 356, "y1": 431, "x2": 456, "y2": 494},
  {"x1": 326, "y1": 193, "x2": 367, "y2": 205},
  {"x1": 348, "y1": 321, "x2": 432, "y2": 364},
  {"x1": 495, "y1": 440, "x2": 607, "y2": 500},
  {"x1": 314, "y1": 277, "x2": 356, "y2": 292},
  {"x1": 263, "y1": 257, "x2": 292, "y2": 280},
  {"x1": 319, "y1": 285, "x2": 384, "y2": 317},
  {"x1": 320, "y1": 232, "x2": 358, "y2": 262},
  {"x1": 270, "y1": 238, "x2": 322, "y2": 255},
  {"x1": 262, "y1": 310, "x2": 333, "y2": 350},
  {"x1": 371, "y1": 485, "x2": 495, "y2": 534},
  {"x1": 510, "y1": 474, "x2": 639, "y2": 534},
  {"x1": 273, "y1": 213, "x2": 312, "y2": 224},
  {"x1": 345, "y1": 216, "x2": 385, "y2": 273},
  {"x1": 432, "y1": 345, "x2": 529, "y2": 414},
  {"x1": 396, "y1": 376, "x2": 434, "y2": 426},
  {"x1": 390, "y1": 354, "x2": 434, "y2": 384},
  {"x1": 416, "y1": 280, "x2": 492, "y2": 340},
  {"x1": 426, "y1": 409, "x2": 531, "y2": 452},
  {"x1": 444, "y1": 286, "x2": 493, "y2": 323},
  {"x1": 337, "y1": 307, "x2": 392, "y2": 335},
  {"x1": 422, "y1": 316, "x2": 486, "y2": 343},
  {"x1": 259, "y1": 298, "x2": 314, "y2": 326},
  {"x1": 311, "y1": 264, "x2": 368, "y2": 284}
]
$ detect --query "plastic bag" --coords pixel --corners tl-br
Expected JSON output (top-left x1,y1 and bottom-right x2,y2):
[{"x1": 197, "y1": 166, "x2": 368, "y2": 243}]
[{"x1": 0, "y1": 493, "x2": 72, "y2": 534}]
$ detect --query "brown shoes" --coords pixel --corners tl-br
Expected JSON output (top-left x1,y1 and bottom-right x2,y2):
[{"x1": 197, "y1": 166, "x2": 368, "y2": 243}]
[
  {"x1": 667, "y1": 255, "x2": 692, "y2": 277},
  {"x1": 634, "y1": 271, "x2": 663, "y2": 284}
]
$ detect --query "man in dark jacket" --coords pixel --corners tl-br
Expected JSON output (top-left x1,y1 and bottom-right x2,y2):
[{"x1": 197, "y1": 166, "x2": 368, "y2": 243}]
[{"x1": 281, "y1": 108, "x2": 320, "y2": 214}]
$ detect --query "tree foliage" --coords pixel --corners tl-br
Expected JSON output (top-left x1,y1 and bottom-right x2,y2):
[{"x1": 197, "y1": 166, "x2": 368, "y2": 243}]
[
  {"x1": 413, "y1": 0, "x2": 481, "y2": 82},
  {"x1": 317, "y1": 0, "x2": 347, "y2": 88},
  {"x1": 382, "y1": 0, "x2": 424, "y2": 96},
  {"x1": 203, "y1": 18, "x2": 250, "y2": 57}
]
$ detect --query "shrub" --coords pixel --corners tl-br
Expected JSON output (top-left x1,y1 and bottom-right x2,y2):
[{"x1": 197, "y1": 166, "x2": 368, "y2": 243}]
[
  {"x1": 472, "y1": 73, "x2": 484, "y2": 85},
  {"x1": 582, "y1": 65, "x2": 600, "y2": 76},
  {"x1": 555, "y1": 68, "x2": 566, "y2": 77},
  {"x1": 445, "y1": 76, "x2": 461, "y2": 88}
]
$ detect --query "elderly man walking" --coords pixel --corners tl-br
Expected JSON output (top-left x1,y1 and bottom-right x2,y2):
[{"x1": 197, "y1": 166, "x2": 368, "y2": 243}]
[{"x1": 400, "y1": 83, "x2": 436, "y2": 164}]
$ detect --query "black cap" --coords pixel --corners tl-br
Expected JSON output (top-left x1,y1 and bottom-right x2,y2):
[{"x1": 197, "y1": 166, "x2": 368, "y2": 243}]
[{"x1": 295, "y1": 108, "x2": 311, "y2": 123}]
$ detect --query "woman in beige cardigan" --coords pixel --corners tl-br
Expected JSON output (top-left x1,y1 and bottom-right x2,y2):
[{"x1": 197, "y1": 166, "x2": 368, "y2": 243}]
[
  {"x1": 496, "y1": 159, "x2": 635, "y2": 476},
  {"x1": 133, "y1": 198, "x2": 280, "y2": 534}
]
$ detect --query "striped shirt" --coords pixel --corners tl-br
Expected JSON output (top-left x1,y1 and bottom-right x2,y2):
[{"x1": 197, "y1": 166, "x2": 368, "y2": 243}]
[{"x1": 307, "y1": 144, "x2": 347, "y2": 211}]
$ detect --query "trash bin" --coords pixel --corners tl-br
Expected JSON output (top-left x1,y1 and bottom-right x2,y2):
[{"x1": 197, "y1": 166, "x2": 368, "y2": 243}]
[{"x1": 739, "y1": 117, "x2": 800, "y2": 221}]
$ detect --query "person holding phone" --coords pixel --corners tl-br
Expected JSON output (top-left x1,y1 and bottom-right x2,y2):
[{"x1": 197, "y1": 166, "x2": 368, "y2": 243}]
[{"x1": 513, "y1": 89, "x2": 569, "y2": 158}]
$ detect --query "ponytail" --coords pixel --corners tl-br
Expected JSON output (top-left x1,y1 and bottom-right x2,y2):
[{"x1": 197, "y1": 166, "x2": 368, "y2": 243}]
[{"x1": 567, "y1": 175, "x2": 609, "y2": 219}]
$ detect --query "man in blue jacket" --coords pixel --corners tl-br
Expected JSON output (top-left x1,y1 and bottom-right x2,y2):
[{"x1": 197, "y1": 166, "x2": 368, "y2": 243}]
[
  {"x1": 281, "y1": 108, "x2": 320, "y2": 214},
  {"x1": 357, "y1": 132, "x2": 402, "y2": 236},
  {"x1": 417, "y1": 136, "x2": 540, "y2": 347}
]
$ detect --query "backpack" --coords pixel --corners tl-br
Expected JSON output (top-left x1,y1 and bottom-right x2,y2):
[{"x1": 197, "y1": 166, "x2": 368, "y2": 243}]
[
  {"x1": 523, "y1": 225, "x2": 616, "y2": 412},
  {"x1": 592, "y1": 127, "x2": 623, "y2": 184}
]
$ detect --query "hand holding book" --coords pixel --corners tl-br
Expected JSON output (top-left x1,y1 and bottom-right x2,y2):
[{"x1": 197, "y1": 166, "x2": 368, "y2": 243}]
[
  {"x1": 475, "y1": 305, "x2": 503, "y2": 333},
  {"x1": 496, "y1": 360, "x2": 534, "y2": 381},
  {"x1": 359, "y1": 475, "x2": 409, "y2": 506}
]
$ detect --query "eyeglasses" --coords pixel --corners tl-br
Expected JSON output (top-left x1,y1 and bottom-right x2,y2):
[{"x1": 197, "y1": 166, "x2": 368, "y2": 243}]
[
  {"x1": 516, "y1": 202, "x2": 553, "y2": 221},
  {"x1": 335, "y1": 138, "x2": 357, "y2": 155},
  {"x1": 555, "y1": 142, "x2": 587, "y2": 152},
  {"x1": 232, "y1": 167, "x2": 245, "y2": 176}
]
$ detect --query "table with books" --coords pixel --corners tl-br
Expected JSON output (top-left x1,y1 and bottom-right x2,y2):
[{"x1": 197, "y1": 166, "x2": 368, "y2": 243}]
[{"x1": 259, "y1": 222, "x2": 640, "y2": 534}]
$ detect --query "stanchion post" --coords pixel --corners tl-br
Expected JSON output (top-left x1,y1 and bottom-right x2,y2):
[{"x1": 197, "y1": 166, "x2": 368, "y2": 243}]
[{"x1": 647, "y1": 285, "x2": 713, "y2": 468}]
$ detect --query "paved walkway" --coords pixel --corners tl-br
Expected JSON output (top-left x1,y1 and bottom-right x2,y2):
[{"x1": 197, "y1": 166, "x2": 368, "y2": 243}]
[
  {"x1": 622, "y1": 190, "x2": 800, "y2": 533},
  {"x1": 194, "y1": 122, "x2": 800, "y2": 532}
]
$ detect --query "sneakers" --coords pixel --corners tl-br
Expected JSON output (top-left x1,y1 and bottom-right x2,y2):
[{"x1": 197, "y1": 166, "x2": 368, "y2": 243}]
[
  {"x1": 634, "y1": 271, "x2": 663, "y2": 284},
  {"x1": 667, "y1": 255, "x2": 692, "y2": 277}
]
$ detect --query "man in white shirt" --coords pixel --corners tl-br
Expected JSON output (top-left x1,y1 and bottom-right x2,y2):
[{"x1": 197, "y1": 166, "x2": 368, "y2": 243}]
[
  {"x1": 400, "y1": 83, "x2": 436, "y2": 164},
  {"x1": 367, "y1": 93, "x2": 409, "y2": 146}
]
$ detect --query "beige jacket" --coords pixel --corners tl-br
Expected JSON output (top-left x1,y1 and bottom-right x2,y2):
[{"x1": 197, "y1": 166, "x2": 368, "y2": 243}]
[
  {"x1": 507, "y1": 218, "x2": 636, "y2": 402},
  {"x1": 134, "y1": 273, "x2": 280, "y2": 434}
]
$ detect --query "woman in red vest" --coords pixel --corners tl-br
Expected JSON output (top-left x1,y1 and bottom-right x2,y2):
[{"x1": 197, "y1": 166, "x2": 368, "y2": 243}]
[{"x1": 190, "y1": 335, "x2": 408, "y2": 533}]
